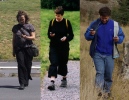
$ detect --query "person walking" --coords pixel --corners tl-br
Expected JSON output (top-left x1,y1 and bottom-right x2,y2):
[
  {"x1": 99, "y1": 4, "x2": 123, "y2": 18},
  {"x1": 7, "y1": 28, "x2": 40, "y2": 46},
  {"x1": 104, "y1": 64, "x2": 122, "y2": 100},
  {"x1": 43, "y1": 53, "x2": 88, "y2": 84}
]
[
  {"x1": 84, "y1": 7, "x2": 125, "y2": 98},
  {"x1": 47, "y1": 6, "x2": 74, "y2": 90},
  {"x1": 12, "y1": 10, "x2": 35, "y2": 90}
]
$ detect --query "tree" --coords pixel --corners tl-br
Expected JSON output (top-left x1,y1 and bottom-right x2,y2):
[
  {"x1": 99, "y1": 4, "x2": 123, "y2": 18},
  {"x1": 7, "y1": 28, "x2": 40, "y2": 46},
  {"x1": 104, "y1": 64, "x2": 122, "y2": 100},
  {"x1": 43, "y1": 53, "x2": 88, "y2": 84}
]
[
  {"x1": 112, "y1": 0, "x2": 129, "y2": 26},
  {"x1": 41, "y1": 0, "x2": 79, "y2": 11}
]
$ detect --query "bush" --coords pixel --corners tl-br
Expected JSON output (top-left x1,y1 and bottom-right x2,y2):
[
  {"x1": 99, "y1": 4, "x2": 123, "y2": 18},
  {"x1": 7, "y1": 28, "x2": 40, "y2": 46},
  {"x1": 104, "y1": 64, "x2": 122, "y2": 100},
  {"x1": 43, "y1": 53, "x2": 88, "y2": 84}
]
[
  {"x1": 111, "y1": 0, "x2": 129, "y2": 26},
  {"x1": 41, "y1": 0, "x2": 79, "y2": 11}
]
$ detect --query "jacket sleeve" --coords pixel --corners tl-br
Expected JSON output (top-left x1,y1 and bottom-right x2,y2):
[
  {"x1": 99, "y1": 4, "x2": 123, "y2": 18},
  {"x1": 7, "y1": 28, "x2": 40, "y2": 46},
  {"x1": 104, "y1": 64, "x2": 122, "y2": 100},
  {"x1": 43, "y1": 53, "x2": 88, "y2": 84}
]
[
  {"x1": 47, "y1": 20, "x2": 54, "y2": 40},
  {"x1": 66, "y1": 20, "x2": 74, "y2": 41},
  {"x1": 84, "y1": 21, "x2": 95, "y2": 41},
  {"x1": 117, "y1": 26, "x2": 125, "y2": 44}
]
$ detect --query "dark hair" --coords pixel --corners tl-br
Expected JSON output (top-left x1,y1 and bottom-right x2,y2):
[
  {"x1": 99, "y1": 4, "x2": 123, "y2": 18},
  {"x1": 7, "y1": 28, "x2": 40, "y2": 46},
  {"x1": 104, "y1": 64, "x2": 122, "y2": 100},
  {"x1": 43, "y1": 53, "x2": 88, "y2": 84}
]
[
  {"x1": 54, "y1": 6, "x2": 64, "y2": 15},
  {"x1": 99, "y1": 7, "x2": 111, "y2": 16},
  {"x1": 16, "y1": 10, "x2": 29, "y2": 23}
]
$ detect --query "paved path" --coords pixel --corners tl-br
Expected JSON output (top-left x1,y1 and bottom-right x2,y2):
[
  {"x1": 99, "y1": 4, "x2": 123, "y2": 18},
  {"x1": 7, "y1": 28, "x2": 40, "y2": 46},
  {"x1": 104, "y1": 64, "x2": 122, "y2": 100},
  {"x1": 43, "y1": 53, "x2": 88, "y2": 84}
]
[
  {"x1": 41, "y1": 61, "x2": 80, "y2": 100},
  {"x1": 0, "y1": 61, "x2": 40, "y2": 100},
  {"x1": 0, "y1": 61, "x2": 40, "y2": 68},
  {"x1": 0, "y1": 61, "x2": 40, "y2": 77},
  {"x1": 0, "y1": 77, "x2": 40, "y2": 100}
]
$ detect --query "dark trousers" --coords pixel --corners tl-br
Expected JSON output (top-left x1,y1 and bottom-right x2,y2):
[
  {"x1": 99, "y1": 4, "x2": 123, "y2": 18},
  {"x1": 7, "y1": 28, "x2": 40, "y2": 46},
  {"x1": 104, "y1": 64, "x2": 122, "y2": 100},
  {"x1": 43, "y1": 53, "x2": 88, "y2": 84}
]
[
  {"x1": 16, "y1": 48, "x2": 33, "y2": 85},
  {"x1": 48, "y1": 46, "x2": 69, "y2": 78}
]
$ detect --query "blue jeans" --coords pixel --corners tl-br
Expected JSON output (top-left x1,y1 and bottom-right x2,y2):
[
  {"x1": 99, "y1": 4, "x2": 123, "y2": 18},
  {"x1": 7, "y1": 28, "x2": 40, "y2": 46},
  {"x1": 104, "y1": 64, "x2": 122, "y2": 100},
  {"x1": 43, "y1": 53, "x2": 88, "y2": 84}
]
[{"x1": 93, "y1": 52, "x2": 114, "y2": 93}]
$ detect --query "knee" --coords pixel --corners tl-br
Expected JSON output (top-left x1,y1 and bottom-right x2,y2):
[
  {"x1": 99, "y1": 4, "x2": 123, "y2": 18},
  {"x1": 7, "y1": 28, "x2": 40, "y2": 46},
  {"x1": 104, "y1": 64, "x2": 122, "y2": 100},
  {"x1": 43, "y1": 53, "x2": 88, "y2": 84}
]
[
  {"x1": 96, "y1": 71, "x2": 104, "y2": 76},
  {"x1": 50, "y1": 62, "x2": 58, "y2": 67}
]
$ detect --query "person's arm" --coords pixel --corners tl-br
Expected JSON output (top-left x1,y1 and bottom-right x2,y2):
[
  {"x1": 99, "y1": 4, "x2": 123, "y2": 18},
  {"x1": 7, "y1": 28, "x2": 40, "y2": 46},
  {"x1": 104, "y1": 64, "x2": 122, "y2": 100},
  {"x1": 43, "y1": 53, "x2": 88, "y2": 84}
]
[
  {"x1": 12, "y1": 33, "x2": 15, "y2": 57},
  {"x1": 22, "y1": 24, "x2": 35, "y2": 40},
  {"x1": 22, "y1": 32, "x2": 35, "y2": 40},
  {"x1": 84, "y1": 21, "x2": 96, "y2": 41},
  {"x1": 12, "y1": 26, "x2": 16, "y2": 57},
  {"x1": 47, "y1": 20, "x2": 56, "y2": 39},
  {"x1": 114, "y1": 26, "x2": 125, "y2": 44},
  {"x1": 65, "y1": 20, "x2": 74, "y2": 41}
]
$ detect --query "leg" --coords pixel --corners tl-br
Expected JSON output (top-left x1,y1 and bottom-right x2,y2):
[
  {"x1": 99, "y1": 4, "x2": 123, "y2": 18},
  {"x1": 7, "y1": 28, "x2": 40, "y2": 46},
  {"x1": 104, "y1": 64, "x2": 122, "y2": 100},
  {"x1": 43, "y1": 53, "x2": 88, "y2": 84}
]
[
  {"x1": 58, "y1": 48, "x2": 69, "y2": 76},
  {"x1": 16, "y1": 50, "x2": 27, "y2": 89},
  {"x1": 58, "y1": 48, "x2": 69, "y2": 87},
  {"x1": 48, "y1": 46, "x2": 58, "y2": 90},
  {"x1": 104, "y1": 55, "x2": 114, "y2": 93},
  {"x1": 93, "y1": 53, "x2": 105, "y2": 92},
  {"x1": 24, "y1": 48, "x2": 33, "y2": 86},
  {"x1": 48, "y1": 46, "x2": 58, "y2": 78}
]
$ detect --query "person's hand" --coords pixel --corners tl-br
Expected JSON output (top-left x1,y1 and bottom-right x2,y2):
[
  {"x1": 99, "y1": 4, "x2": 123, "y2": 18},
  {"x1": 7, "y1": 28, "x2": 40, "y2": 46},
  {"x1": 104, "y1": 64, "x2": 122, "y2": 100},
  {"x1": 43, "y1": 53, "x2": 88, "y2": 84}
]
[
  {"x1": 60, "y1": 36, "x2": 67, "y2": 42},
  {"x1": 22, "y1": 34, "x2": 27, "y2": 38},
  {"x1": 113, "y1": 36, "x2": 119, "y2": 42},
  {"x1": 50, "y1": 32, "x2": 55, "y2": 37},
  {"x1": 90, "y1": 29, "x2": 96, "y2": 35}
]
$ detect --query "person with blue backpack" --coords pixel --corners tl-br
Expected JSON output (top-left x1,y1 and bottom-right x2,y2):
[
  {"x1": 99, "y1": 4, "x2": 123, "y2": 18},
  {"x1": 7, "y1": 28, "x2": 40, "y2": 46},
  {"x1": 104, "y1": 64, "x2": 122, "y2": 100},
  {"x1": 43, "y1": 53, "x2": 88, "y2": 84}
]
[
  {"x1": 84, "y1": 7, "x2": 125, "y2": 98},
  {"x1": 47, "y1": 6, "x2": 74, "y2": 90}
]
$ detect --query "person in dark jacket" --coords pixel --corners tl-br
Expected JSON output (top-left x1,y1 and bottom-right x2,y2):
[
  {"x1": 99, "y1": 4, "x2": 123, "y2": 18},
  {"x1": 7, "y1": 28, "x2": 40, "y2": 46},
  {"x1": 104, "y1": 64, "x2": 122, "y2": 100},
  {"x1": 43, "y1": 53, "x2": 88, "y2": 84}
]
[
  {"x1": 47, "y1": 6, "x2": 74, "y2": 90},
  {"x1": 84, "y1": 7, "x2": 125, "y2": 98},
  {"x1": 12, "y1": 10, "x2": 35, "y2": 90}
]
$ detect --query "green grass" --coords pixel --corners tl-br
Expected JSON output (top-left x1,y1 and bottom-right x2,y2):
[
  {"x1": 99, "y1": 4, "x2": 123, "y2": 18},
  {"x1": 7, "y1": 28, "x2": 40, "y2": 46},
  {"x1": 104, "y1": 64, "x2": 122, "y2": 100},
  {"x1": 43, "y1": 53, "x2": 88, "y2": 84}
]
[
  {"x1": 40, "y1": 9, "x2": 80, "y2": 77},
  {"x1": 0, "y1": 0, "x2": 40, "y2": 60}
]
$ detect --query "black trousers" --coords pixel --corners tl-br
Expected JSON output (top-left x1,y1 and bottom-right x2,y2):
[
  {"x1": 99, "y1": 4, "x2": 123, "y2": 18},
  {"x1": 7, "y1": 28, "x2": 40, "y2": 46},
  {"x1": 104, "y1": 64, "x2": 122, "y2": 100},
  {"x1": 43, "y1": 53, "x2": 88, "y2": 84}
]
[
  {"x1": 48, "y1": 46, "x2": 69, "y2": 78},
  {"x1": 16, "y1": 48, "x2": 33, "y2": 85}
]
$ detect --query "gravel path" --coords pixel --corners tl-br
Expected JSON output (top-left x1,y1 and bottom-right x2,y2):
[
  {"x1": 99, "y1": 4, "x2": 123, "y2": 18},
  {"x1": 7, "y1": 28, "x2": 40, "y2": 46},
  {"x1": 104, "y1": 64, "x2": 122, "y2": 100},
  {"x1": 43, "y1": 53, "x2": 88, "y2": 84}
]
[{"x1": 41, "y1": 61, "x2": 80, "y2": 100}]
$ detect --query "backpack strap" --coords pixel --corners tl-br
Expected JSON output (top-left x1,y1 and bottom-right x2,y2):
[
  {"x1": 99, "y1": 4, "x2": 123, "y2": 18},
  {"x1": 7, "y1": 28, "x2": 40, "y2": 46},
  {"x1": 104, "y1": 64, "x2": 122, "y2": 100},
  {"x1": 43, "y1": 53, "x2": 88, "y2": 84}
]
[
  {"x1": 113, "y1": 21, "x2": 119, "y2": 58},
  {"x1": 66, "y1": 19, "x2": 68, "y2": 28},
  {"x1": 51, "y1": 19, "x2": 55, "y2": 26}
]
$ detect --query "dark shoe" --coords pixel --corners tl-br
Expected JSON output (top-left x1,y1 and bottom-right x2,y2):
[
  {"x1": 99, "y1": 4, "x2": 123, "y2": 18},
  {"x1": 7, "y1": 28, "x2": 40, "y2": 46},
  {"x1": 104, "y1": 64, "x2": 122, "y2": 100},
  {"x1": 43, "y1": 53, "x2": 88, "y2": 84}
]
[
  {"x1": 98, "y1": 92, "x2": 102, "y2": 96},
  {"x1": 60, "y1": 80, "x2": 67, "y2": 87},
  {"x1": 29, "y1": 76, "x2": 32, "y2": 80},
  {"x1": 24, "y1": 84, "x2": 28, "y2": 87},
  {"x1": 19, "y1": 84, "x2": 25, "y2": 90},
  {"x1": 48, "y1": 82, "x2": 55, "y2": 90}
]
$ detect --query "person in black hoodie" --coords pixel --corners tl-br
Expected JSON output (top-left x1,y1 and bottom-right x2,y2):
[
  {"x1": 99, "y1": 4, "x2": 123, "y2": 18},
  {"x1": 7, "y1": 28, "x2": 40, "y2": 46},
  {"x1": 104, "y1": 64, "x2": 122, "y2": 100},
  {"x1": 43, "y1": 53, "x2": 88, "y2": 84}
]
[{"x1": 47, "y1": 6, "x2": 74, "y2": 90}]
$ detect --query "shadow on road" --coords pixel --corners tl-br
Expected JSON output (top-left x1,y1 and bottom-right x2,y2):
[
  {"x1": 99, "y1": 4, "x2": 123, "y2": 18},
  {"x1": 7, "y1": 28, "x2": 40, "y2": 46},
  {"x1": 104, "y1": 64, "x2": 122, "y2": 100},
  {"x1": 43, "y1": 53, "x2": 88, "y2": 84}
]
[{"x1": 0, "y1": 85, "x2": 19, "y2": 89}]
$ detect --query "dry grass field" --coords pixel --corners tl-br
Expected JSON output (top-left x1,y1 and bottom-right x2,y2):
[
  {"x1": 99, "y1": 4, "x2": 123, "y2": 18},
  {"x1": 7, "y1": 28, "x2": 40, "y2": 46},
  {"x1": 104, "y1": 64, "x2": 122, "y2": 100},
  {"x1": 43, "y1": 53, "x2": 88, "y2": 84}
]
[{"x1": 80, "y1": 22, "x2": 129, "y2": 100}]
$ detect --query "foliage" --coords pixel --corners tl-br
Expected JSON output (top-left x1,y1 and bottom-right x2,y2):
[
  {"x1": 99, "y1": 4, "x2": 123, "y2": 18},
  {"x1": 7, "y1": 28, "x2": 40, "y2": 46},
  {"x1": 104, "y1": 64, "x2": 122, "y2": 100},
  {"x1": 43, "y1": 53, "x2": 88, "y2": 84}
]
[
  {"x1": 41, "y1": 0, "x2": 79, "y2": 11},
  {"x1": 112, "y1": 0, "x2": 129, "y2": 26}
]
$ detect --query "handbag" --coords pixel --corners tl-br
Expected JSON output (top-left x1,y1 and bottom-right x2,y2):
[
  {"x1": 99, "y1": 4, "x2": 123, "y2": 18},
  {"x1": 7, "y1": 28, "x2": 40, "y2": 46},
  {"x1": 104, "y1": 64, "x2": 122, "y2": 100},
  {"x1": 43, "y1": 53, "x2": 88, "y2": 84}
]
[
  {"x1": 26, "y1": 44, "x2": 39, "y2": 57},
  {"x1": 30, "y1": 44, "x2": 39, "y2": 57}
]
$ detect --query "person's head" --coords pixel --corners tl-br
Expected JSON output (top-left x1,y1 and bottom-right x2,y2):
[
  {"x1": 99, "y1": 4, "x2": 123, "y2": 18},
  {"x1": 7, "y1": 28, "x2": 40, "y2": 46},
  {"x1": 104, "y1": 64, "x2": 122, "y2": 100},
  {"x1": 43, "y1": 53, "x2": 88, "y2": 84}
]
[
  {"x1": 16, "y1": 10, "x2": 29, "y2": 24},
  {"x1": 99, "y1": 7, "x2": 111, "y2": 24},
  {"x1": 54, "y1": 6, "x2": 64, "y2": 21}
]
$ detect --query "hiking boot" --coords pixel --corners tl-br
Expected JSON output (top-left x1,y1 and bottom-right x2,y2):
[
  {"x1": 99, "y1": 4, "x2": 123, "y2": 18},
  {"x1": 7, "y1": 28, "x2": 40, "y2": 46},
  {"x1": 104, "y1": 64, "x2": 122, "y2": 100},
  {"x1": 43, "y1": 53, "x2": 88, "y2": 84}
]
[
  {"x1": 48, "y1": 82, "x2": 55, "y2": 90},
  {"x1": 98, "y1": 92, "x2": 102, "y2": 97},
  {"x1": 60, "y1": 80, "x2": 67, "y2": 87}
]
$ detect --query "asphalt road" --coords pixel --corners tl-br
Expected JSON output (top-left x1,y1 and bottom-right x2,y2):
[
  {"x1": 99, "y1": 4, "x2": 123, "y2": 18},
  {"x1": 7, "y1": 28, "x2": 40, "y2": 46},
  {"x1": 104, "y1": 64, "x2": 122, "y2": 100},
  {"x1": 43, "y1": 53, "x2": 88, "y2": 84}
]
[
  {"x1": 0, "y1": 61, "x2": 40, "y2": 68},
  {"x1": 0, "y1": 61, "x2": 40, "y2": 77},
  {"x1": 0, "y1": 77, "x2": 40, "y2": 100},
  {"x1": 0, "y1": 61, "x2": 40, "y2": 100}
]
